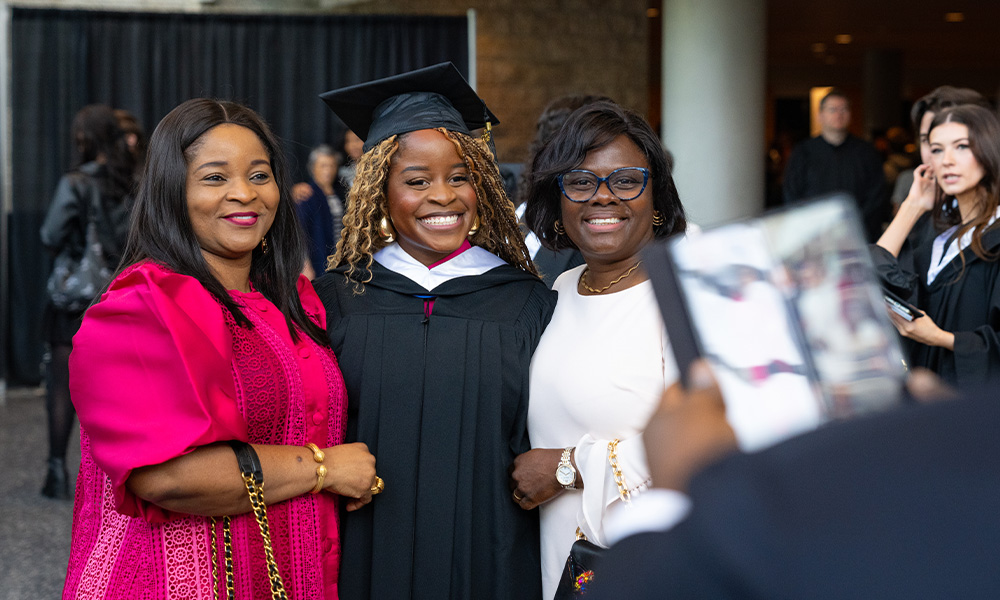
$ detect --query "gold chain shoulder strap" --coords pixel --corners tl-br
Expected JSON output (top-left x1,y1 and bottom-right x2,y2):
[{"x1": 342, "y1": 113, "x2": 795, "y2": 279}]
[
  {"x1": 209, "y1": 441, "x2": 289, "y2": 600},
  {"x1": 607, "y1": 439, "x2": 631, "y2": 506}
]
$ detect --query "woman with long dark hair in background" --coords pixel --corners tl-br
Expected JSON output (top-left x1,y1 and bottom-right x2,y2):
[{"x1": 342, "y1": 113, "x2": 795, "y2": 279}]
[
  {"x1": 39, "y1": 104, "x2": 137, "y2": 499},
  {"x1": 875, "y1": 104, "x2": 1000, "y2": 385}
]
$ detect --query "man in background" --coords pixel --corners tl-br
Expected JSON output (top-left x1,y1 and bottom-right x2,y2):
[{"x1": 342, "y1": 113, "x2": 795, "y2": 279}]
[{"x1": 783, "y1": 90, "x2": 889, "y2": 242}]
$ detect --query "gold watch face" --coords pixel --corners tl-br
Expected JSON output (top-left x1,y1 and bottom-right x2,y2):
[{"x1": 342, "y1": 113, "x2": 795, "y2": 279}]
[{"x1": 556, "y1": 465, "x2": 575, "y2": 486}]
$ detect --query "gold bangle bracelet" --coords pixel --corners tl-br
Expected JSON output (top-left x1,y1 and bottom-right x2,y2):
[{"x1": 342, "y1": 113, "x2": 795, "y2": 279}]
[{"x1": 304, "y1": 442, "x2": 326, "y2": 494}]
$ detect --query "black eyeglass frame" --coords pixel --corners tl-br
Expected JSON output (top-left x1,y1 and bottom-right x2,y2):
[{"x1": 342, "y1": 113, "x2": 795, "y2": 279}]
[{"x1": 557, "y1": 167, "x2": 650, "y2": 203}]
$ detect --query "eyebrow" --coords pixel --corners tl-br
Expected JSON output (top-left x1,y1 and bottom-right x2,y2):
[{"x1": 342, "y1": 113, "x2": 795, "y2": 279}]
[
  {"x1": 929, "y1": 138, "x2": 970, "y2": 145},
  {"x1": 399, "y1": 163, "x2": 467, "y2": 173},
  {"x1": 194, "y1": 158, "x2": 271, "y2": 171}
]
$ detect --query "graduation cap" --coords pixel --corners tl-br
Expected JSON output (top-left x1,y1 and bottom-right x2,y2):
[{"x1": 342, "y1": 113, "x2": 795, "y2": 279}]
[{"x1": 319, "y1": 62, "x2": 499, "y2": 154}]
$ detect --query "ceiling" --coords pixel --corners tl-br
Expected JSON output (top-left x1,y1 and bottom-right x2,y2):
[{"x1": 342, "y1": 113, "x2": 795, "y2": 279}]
[{"x1": 767, "y1": 0, "x2": 1000, "y2": 97}]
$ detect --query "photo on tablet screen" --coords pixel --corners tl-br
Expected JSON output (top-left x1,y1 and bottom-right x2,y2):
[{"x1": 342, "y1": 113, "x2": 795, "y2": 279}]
[{"x1": 645, "y1": 196, "x2": 906, "y2": 451}]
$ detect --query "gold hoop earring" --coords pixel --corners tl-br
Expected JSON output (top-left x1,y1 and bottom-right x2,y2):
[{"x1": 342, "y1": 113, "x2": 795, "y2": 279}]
[
  {"x1": 378, "y1": 216, "x2": 396, "y2": 243},
  {"x1": 652, "y1": 210, "x2": 665, "y2": 228},
  {"x1": 553, "y1": 220, "x2": 565, "y2": 236},
  {"x1": 260, "y1": 236, "x2": 269, "y2": 254},
  {"x1": 468, "y1": 214, "x2": 481, "y2": 237}
]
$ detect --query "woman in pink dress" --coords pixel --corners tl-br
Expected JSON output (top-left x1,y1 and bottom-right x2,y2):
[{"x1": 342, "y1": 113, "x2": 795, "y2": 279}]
[{"x1": 63, "y1": 98, "x2": 377, "y2": 600}]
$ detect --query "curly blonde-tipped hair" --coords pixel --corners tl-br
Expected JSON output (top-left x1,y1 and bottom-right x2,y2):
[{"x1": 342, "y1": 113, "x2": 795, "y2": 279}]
[{"x1": 331, "y1": 128, "x2": 537, "y2": 288}]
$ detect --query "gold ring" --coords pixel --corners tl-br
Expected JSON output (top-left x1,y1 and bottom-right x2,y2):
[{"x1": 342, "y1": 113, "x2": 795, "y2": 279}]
[
  {"x1": 512, "y1": 490, "x2": 524, "y2": 502},
  {"x1": 370, "y1": 476, "x2": 384, "y2": 495}
]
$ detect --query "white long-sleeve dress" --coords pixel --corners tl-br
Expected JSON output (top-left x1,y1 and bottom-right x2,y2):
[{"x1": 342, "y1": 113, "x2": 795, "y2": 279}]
[{"x1": 527, "y1": 265, "x2": 678, "y2": 599}]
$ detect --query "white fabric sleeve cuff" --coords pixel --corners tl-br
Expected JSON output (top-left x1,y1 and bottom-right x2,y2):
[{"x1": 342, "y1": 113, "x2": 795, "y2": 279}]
[{"x1": 602, "y1": 489, "x2": 692, "y2": 547}]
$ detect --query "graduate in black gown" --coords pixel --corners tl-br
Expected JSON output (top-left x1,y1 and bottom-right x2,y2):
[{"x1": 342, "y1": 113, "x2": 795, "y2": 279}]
[
  {"x1": 312, "y1": 63, "x2": 555, "y2": 600},
  {"x1": 873, "y1": 105, "x2": 1000, "y2": 386}
]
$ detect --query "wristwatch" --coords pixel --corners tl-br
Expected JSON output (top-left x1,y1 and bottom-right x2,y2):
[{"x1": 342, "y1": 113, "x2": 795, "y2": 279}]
[{"x1": 555, "y1": 447, "x2": 577, "y2": 489}]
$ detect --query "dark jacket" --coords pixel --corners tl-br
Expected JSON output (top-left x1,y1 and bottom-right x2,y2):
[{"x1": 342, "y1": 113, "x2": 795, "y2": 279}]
[
  {"x1": 590, "y1": 390, "x2": 1000, "y2": 599},
  {"x1": 40, "y1": 161, "x2": 130, "y2": 266}
]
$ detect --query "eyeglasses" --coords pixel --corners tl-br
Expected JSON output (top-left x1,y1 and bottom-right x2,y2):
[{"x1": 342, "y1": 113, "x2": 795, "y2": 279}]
[{"x1": 557, "y1": 167, "x2": 650, "y2": 203}]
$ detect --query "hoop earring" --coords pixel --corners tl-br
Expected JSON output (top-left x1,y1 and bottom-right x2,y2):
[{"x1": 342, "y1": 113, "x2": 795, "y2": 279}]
[
  {"x1": 553, "y1": 220, "x2": 565, "y2": 236},
  {"x1": 378, "y1": 216, "x2": 396, "y2": 243},
  {"x1": 652, "y1": 210, "x2": 665, "y2": 228},
  {"x1": 260, "y1": 236, "x2": 269, "y2": 254},
  {"x1": 468, "y1": 214, "x2": 481, "y2": 237}
]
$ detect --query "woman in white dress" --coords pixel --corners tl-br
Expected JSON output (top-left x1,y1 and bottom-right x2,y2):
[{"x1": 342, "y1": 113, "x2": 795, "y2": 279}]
[{"x1": 512, "y1": 100, "x2": 688, "y2": 598}]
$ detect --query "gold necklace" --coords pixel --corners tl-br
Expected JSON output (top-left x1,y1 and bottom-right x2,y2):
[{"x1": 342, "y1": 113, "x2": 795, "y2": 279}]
[{"x1": 580, "y1": 261, "x2": 642, "y2": 294}]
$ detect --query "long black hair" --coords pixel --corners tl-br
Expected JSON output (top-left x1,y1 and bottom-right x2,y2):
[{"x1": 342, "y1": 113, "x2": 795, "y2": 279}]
[
  {"x1": 115, "y1": 98, "x2": 326, "y2": 346},
  {"x1": 523, "y1": 100, "x2": 686, "y2": 250},
  {"x1": 71, "y1": 104, "x2": 137, "y2": 201}
]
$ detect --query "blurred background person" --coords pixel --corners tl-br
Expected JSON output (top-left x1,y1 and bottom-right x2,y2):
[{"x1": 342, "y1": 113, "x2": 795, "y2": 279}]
[
  {"x1": 890, "y1": 86, "x2": 991, "y2": 212},
  {"x1": 875, "y1": 105, "x2": 1000, "y2": 386},
  {"x1": 513, "y1": 100, "x2": 687, "y2": 599},
  {"x1": 297, "y1": 143, "x2": 347, "y2": 278},
  {"x1": 339, "y1": 128, "x2": 364, "y2": 190},
  {"x1": 65, "y1": 98, "x2": 376, "y2": 599},
  {"x1": 38, "y1": 104, "x2": 137, "y2": 499},
  {"x1": 783, "y1": 89, "x2": 889, "y2": 242},
  {"x1": 114, "y1": 108, "x2": 148, "y2": 166}
]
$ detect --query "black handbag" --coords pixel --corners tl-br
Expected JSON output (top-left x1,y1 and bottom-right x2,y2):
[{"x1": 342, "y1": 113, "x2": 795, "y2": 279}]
[
  {"x1": 46, "y1": 184, "x2": 111, "y2": 311},
  {"x1": 553, "y1": 438, "x2": 633, "y2": 598},
  {"x1": 553, "y1": 531, "x2": 603, "y2": 598}
]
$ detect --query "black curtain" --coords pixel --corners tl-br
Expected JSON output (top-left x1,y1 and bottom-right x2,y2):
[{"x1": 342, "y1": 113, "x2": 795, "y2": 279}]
[{"x1": 7, "y1": 8, "x2": 468, "y2": 384}]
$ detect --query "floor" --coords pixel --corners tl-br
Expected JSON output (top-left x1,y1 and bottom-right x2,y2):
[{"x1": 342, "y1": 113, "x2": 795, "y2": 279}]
[{"x1": 0, "y1": 386, "x2": 79, "y2": 600}]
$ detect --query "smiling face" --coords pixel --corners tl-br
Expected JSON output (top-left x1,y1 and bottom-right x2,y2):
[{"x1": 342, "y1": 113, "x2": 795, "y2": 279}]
[
  {"x1": 185, "y1": 123, "x2": 279, "y2": 288},
  {"x1": 385, "y1": 129, "x2": 478, "y2": 266},
  {"x1": 560, "y1": 134, "x2": 655, "y2": 269},
  {"x1": 930, "y1": 121, "x2": 985, "y2": 203}
]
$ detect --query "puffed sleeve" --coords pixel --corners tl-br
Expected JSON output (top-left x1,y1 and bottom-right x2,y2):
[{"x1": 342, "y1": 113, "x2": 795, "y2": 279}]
[{"x1": 69, "y1": 262, "x2": 248, "y2": 521}]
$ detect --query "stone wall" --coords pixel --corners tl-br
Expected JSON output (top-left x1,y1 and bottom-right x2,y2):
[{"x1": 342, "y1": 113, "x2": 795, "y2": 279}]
[{"x1": 329, "y1": 0, "x2": 653, "y2": 163}]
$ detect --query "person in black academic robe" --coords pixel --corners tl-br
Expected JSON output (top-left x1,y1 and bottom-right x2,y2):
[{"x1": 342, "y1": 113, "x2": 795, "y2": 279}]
[
  {"x1": 314, "y1": 63, "x2": 554, "y2": 599},
  {"x1": 588, "y1": 374, "x2": 1000, "y2": 600},
  {"x1": 874, "y1": 215, "x2": 1000, "y2": 385},
  {"x1": 315, "y1": 261, "x2": 553, "y2": 599},
  {"x1": 873, "y1": 105, "x2": 1000, "y2": 388}
]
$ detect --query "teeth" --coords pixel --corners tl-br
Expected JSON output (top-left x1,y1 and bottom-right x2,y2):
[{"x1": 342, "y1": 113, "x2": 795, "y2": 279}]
[
  {"x1": 420, "y1": 215, "x2": 459, "y2": 225},
  {"x1": 230, "y1": 215, "x2": 255, "y2": 221},
  {"x1": 587, "y1": 217, "x2": 622, "y2": 225}
]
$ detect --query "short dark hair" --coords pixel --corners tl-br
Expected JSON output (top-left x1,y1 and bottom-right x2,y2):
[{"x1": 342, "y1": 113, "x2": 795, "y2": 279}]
[
  {"x1": 819, "y1": 89, "x2": 849, "y2": 110},
  {"x1": 910, "y1": 86, "x2": 990, "y2": 132},
  {"x1": 523, "y1": 100, "x2": 686, "y2": 251},
  {"x1": 117, "y1": 98, "x2": 327, "y2": 346}
]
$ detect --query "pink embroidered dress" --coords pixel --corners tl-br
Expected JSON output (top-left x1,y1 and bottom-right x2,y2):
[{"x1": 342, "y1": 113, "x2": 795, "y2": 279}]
[{"x1": 64, "y1": 261, "x2": 348, "y2": 600}]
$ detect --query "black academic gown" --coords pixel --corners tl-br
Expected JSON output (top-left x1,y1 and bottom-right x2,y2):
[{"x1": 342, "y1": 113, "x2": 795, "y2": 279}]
[
  {"x1": 873, "y1": 218, "x2": 1000, "y2": 387},
  {"x1": 313, "y1": 261, "x2": 556, "y2": 600},
  {"x1": 589, "y1": 389, "x2": 1000, "y2": 600}
]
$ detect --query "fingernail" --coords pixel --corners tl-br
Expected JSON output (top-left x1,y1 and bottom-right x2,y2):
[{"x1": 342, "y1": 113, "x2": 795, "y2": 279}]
[{"x1": 688, "y1": 361, "x2": 715, "y2": 390}]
